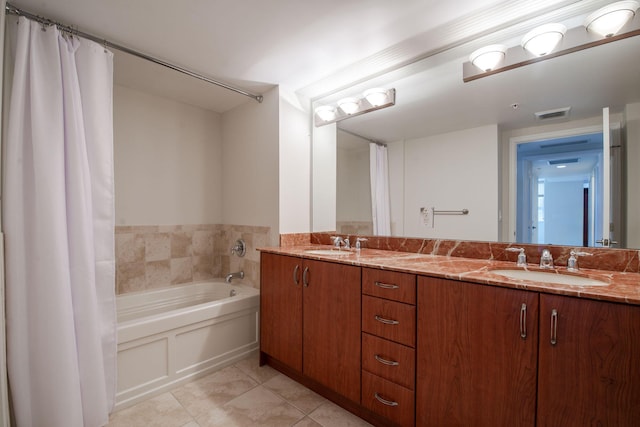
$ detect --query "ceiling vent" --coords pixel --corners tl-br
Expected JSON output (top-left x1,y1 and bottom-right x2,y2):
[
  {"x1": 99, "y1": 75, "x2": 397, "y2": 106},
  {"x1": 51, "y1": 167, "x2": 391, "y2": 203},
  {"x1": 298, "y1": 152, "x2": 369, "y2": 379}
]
[
  {"x1": 535, "y1": 106, "x2": 571, "y2": 121},
  {"x1": 548, "y1": 158, "x2": 579, "y2": 165}
]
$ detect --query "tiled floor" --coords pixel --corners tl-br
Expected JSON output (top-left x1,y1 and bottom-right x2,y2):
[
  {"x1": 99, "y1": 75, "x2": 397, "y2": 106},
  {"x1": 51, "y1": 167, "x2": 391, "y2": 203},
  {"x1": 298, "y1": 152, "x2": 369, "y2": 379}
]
[{"x1": 107, "y1": 353, "x2": 374, "y2": 427}]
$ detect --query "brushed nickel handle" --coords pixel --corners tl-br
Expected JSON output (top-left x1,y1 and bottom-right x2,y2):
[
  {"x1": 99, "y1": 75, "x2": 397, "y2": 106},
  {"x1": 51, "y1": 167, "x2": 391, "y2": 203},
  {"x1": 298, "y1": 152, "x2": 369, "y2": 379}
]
[
  {"x1": 374, "y1": 392, "x2": 399, "y2": 407},
  {"x1": 550, "y1": 309, "x2": 558, "y2": 345},
  {"x1": 293, "y1": 265, "x2": 300, "y2": 285},
  {"x1": 374, "y1": 354, "x2": 400, "y2": 366},
  {"x1": 375, "y1": 315, "x2": 399, "y2": 325},
  {"x1": 303, "y1": 267, "x2": 309, "y2": 287},
  {"x1": 375, "y1": 281, "x2": 399, "y2": 290},
  {"x1": 520, "y1": 303, "x2": 527, "y2": 340}
]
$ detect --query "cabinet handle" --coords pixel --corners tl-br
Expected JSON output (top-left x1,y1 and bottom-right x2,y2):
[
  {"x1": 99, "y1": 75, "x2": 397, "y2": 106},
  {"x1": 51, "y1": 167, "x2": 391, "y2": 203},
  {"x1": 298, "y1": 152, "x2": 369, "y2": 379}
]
[
  {"x1": 550, "y1": 309, "x2": 558, "y2": 345},
  {"x1": 374, "y1": 392, "x2": 399, "y2": 407},
  {"x1": 375, "y1": 315, "x2": 399, "y2": 325},
  {"x1": 302, "y1": 267, "x2": 309, "y2": 287},
  {"x1": 374, "y1": 354, "x2": 400, "y2": 366},
  {"x1": 374, "y1": 281, "x2": 399, "y2": 290},
  {"x1": 293, "y1": 265, "x2": 300, "y2": 285},
  {"x1": 520, "y1": 303, "x2": 527, "y2": 340}
]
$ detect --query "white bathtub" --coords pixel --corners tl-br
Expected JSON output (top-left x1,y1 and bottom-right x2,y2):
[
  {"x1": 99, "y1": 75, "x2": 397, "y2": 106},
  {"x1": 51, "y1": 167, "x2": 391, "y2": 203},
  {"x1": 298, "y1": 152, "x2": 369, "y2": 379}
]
[{"x1": 115, "y1": 281, "x2": 260, "y2": 410}]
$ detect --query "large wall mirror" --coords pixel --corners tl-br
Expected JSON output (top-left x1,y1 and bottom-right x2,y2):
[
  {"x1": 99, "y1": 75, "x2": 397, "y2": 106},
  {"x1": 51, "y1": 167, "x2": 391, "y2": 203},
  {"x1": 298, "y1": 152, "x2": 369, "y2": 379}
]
[{"x1": 311, "y1": 5, "x2": 640, "y2": 249}]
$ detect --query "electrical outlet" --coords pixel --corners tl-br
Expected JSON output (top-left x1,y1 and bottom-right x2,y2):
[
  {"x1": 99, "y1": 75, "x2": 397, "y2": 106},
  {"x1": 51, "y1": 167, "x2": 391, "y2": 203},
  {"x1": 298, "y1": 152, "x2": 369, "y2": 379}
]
[{"x1": 420, "y1": 207, "x2": 434, "y2": 228}]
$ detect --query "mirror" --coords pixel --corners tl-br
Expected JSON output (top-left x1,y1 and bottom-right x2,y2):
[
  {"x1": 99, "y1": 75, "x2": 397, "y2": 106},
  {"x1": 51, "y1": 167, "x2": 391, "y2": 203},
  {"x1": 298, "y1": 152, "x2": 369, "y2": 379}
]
[{"x1": 312, "y1": 13, "x2": 640, "y2": 249}]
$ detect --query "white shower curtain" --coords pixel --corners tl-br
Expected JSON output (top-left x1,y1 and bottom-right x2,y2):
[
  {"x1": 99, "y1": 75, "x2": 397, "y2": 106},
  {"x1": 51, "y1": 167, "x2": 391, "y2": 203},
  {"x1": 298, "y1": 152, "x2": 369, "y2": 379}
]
[
  {"x1": 3, "y1": 17, "x2": 116, "y2": 427},
  {"x1": 369, "y1": 143, "x2": 391, "y2": 235}
]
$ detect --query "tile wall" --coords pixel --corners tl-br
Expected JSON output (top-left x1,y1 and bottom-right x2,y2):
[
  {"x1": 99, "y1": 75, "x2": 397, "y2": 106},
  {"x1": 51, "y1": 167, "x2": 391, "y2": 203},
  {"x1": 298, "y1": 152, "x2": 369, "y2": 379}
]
[{"x1": 115, "y1": 224, "x2": 270, "y2": 294}]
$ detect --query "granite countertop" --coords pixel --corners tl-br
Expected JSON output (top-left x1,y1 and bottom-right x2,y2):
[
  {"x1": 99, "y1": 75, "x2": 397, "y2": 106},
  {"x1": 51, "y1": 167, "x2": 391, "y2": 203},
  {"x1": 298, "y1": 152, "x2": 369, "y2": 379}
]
[{"x1": 259, "y1": 245, "x2": 640, "y2": 305}]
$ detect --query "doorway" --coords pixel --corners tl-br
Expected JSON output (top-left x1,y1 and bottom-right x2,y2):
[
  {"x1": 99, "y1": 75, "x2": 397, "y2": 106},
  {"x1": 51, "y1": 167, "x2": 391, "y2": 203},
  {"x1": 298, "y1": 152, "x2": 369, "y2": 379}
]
[{"x1": 516, "y1": 132, "x2": 603, "y2": 247}]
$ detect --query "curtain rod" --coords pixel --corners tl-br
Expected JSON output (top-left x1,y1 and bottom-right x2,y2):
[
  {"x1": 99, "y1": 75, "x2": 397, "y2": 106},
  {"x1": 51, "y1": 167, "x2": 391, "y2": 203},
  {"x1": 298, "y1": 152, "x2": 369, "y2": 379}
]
[
  {"x1": 338, "y1": 128, "x2": 387, "y2": 147},
  {"x1": 4, "y1": 2, "x2": 263, "y2": 103}
]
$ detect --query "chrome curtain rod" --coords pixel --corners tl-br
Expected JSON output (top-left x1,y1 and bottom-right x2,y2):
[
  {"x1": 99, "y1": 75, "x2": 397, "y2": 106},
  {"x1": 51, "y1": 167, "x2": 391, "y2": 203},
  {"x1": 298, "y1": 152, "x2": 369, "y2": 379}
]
[
  {"x1": 338, "y1": 128, "x2": 387, "y2": 147},
  {"x1": 4, "y1": 2, "x2": 263, "y2": 103}
]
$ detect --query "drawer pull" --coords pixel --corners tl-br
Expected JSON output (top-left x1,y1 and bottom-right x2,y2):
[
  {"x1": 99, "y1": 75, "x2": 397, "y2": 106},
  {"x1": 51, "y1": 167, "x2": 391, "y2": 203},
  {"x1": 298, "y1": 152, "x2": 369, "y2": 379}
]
[
  {"x1": 374, "y1": 281, "x2": 399, "y2": 290},
  {"x1": 374, "y1": 354, "x2": 399, "y2": 366},
  {"x1": 375, "y1": 315, "x2": 399, "y2": 325},
  {"x1": 303, "y1": 267, "x2": 310, "y2": 287},
  {"x1": 374, "y1": 392, "x2": 399, "y2": 407}
]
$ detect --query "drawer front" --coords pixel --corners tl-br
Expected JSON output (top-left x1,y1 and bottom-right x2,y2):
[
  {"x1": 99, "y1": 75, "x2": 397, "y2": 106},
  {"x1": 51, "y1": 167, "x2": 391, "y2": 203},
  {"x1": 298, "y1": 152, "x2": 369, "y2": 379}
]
[
  {"x1": 362, "y1": 370, "x2": 415, "y2": 427},
  {"x1": 362, "y1": 268, "x2": 416, "y2": 304},
  {"x1": 362, "y1": 333, "x2": 415, "y2": 390},
  {"x1": 362, "y1": 295, "x2": 416, "y2": 347}
]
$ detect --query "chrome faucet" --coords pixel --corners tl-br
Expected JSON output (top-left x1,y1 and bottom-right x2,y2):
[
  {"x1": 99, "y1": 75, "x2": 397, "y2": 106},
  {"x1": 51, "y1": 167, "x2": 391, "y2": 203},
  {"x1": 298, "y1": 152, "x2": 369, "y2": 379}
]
[
  {"x1": 539, "y1": 249, "x2": 554, "y2": 269},
  {"x1": 567, "y1": 251, "x2": 592, "y2": 272},
  {"x1": 330, "y1": 236, "x2": 350, "y2": 249},
  {"x1": 505, "y1": 247, "x2": 527, "y2": 267},
  {"x1": 225, "y1": 271, "x2": 244, "y2": 283}
]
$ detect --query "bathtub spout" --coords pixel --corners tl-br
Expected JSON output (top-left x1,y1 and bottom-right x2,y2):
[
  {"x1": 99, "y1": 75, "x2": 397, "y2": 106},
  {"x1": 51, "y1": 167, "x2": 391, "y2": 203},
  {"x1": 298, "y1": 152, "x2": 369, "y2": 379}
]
[{"x1": 225, "y1": 271, "x2": 244, "y2": 283}]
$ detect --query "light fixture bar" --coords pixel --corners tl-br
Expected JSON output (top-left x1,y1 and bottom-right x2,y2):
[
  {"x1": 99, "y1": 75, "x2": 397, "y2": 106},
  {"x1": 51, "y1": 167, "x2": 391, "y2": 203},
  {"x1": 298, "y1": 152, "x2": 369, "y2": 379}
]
[
  {"x1": 314, "y1": 88, "x2": 396, "y2": 127},
  {"x1": 463, "y1": 15, "x2": 640, "y2": 82}
]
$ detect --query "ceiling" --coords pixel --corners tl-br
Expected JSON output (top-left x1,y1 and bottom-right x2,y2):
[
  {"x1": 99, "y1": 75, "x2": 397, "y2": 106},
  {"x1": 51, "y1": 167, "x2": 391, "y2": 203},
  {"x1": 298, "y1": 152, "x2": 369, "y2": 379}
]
[{"x1": 6, "y1": 0, "x2": 640, "y2": 138}]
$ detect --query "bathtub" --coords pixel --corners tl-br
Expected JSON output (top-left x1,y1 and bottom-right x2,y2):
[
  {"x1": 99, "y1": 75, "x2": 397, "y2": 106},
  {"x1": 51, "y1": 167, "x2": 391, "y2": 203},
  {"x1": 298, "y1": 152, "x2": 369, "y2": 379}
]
[{"x1": 115, "y1": 281, "x2": 260, "y2": 410}]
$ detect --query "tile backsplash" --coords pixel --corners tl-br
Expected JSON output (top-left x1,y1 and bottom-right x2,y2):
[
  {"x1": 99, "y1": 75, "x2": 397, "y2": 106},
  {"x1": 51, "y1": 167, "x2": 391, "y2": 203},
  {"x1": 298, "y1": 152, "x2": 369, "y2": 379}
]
[{"x1": 115, "y1": 224, "x2": 269, "y2": 294}]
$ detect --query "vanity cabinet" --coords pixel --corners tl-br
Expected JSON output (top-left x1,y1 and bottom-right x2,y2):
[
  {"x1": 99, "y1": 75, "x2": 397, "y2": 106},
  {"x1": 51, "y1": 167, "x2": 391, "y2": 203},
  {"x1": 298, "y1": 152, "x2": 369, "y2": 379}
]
[
  {"x1": 416, "y1": 276, "x2": 539, "y2": 427},
  {"x1": 361, "y1": 268, "x2": 416, "y2": 427},
  {"x1": 537, "y1": 294, "x2": 640, "y2": 427},
  {"x1": 260, "y1": 252, "x2": 362, "y2": 402}
]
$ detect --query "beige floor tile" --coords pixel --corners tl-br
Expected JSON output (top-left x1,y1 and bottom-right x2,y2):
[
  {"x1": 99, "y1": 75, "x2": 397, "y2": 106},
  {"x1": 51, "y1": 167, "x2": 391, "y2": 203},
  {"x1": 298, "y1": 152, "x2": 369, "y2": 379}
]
[
  {"x1": 262, "y1": 373, "x2": 328, "y2": 414},
  {"x1": 106, "y1": 393, "x2": 194, "y2": 427},
  {"x1": 234, "y1": 352, "x2": 279, "y2": 384},
  {"x1": 196, "y1": 385, "x2": 305, "y2": 427},
  {"x1": 293, "y1": 417, "x2": 323, "y2": 427},
  {"x1": 171, "y1": 365, "x2": 258, "y2": 418},
  {"x1": 309, "y1": 401, "x2": 374, "y2": 427}
]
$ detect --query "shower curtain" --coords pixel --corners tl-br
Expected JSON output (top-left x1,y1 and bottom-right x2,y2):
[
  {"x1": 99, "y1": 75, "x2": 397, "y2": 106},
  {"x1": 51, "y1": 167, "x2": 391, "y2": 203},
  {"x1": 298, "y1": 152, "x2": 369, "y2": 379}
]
[
  {"x1": 370, "y1": 143, "x2": 391, "y2": 235},
  {"x1": 3, "y1": 17, "x2": 116, "y2": 427}
]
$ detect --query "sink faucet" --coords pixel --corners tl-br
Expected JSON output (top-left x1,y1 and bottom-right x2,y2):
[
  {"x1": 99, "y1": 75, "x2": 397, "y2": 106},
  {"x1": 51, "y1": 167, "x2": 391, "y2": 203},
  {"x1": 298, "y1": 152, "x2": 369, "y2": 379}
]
[
  {"x1": 539, "y1": 249, "x2": 554, "y2": 269},
  {"x1": 567, "y1": 251, "x2": 592, "y2": 272},
  {"x1": 330, "y1": 236, "x2": 350, "y2": 249},
  {"x1": 505, "y1": 247, "x2": 527, "y2": 267},
  {"x1": 225, "y1": 271, "x2": 244, "y2": 283}
]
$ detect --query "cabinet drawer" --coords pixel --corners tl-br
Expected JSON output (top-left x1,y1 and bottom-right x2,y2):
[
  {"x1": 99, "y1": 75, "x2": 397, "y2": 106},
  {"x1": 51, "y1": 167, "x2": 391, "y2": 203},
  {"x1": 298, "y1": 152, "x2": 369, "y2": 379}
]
[
  {"x1": 363, "y1": 268, "x2": 416, "y2": 304},
  {"x1": 362, "y1": 295, "x2": 416, "y2": 347},
  {"x1": 362, "y1": 370, "x2": 415, "y2": 427},
  {"x1": 362, "y1": 333, "x2": 415, "y2": 390}
]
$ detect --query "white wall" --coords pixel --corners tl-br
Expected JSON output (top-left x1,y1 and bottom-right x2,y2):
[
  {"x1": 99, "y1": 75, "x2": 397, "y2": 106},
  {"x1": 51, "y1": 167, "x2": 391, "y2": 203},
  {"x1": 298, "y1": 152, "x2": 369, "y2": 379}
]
[
  {"x1": 312, "y1": 123, "x2": 337, "y2": 232},
  {"x1": 544, "y1": 180, "x2": 584, "y2": 246},
  {"x1": 337, "y1": 133, "x2": 371, "y2": 223},
  {"x1": 625, "y1": 102, "x2": 640, "y2": 248},
  {"x1": 388, "y1": 140, "x2": 405, "y2": 235},
  {"x1": 403, "y1": 125, "x2": 499, "y2": 241},
  {"x1": 114, "y1": 84, "x2": 223, "y2": 225},
  {"x1": 222, "y1": 87, "x2": 280, "y2": 244},
  {"x1": 279, "y1": 89, "x2": 311, "y2": 234}
]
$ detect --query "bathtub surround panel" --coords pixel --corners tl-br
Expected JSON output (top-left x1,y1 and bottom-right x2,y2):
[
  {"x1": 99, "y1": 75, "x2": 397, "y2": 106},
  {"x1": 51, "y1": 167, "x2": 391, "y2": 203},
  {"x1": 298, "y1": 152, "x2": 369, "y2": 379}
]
[
  {"x1": 115, "y1": 281, "x2": 260, "y2": 410},
  {"x1": 116, "y1": 224, "x2": 268, "y2": 293}
]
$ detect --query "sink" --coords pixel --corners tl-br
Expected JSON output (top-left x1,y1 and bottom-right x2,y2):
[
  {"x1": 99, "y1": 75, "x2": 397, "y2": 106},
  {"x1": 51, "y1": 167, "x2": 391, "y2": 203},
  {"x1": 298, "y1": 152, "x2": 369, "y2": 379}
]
[
  {"x1": 305, "y1": 249, "x2": 352, "y2": 256},
  {"x1": 491, "y1": 269, "x2": 608, "y2": 286}
]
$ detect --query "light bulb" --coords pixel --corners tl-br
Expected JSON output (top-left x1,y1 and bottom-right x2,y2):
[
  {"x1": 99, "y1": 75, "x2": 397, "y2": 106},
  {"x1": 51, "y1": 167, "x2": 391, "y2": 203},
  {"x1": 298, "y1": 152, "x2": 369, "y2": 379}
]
[
  {"x1": 521, "y1": 23, "x2": 567, "y2": 57},
  {"x1": 469, "y1": 44, "x2": 507, "y2": 72}
]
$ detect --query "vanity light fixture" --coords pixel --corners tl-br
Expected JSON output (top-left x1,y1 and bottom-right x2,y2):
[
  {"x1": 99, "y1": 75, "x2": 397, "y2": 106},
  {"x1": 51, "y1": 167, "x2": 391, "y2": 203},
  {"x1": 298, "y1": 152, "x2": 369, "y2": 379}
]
[
  {"x1": 469, "y1": 44, "x2": 507, "y2": 71},
  {"x1": 338, "y1": 97, "x2": 360, "y2": 115},
  {"x1": 521, "y1": 23, "x2": 567, "y2": 56},
  {"x1": 363, "y1": 88, "x2": 391, "y2": 106},
  {"x1": 584, "y1": 0, "x2": 639, "y2": 38},
  {"x1": 315, "y1": 105, "x2": 336, "y2": 121},
  {"x1": 314, "y1": 88, "x2": 396, "y2": 126}
]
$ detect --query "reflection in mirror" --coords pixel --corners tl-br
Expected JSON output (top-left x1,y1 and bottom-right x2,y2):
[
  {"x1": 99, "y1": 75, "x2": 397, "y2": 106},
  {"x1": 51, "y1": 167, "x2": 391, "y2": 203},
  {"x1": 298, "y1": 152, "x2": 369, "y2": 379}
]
[{"x1": 313, "y1": 10, "x2": 640, "y2": 249}]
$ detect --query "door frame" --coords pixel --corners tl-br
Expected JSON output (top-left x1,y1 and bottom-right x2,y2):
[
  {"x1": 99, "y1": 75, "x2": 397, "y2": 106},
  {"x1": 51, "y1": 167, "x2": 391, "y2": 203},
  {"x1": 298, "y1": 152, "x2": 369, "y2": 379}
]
[{"x1": 508, "y1": 124, "x2": 605, "y2": 243}]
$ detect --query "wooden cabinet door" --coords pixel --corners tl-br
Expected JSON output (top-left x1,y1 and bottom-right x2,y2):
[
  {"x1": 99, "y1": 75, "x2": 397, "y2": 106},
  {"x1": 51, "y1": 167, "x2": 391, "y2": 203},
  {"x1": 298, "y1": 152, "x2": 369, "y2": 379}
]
[
  {"x1": 260, "y1": 252, "x2": 303, "y2": 371},
  {"x1": 416, "y1": 277, "x2": 538, "y2": 427},
  {"x1": 538, "y1": 295, "x2": 640, "y2": 427},
  {"x1": 303, "y1": 259, "x2": 362, "y2": 402}
]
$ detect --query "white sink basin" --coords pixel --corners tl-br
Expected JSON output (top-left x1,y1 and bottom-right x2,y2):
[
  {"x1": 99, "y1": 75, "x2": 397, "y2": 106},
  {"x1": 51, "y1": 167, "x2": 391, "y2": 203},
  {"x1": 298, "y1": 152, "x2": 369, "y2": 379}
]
[
  {"x1": 491, "y1": 269, "x2": 608, "y2": 287},
  {"x1": 305, "y1": 249, "x2": 352, "y2": 256}
]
